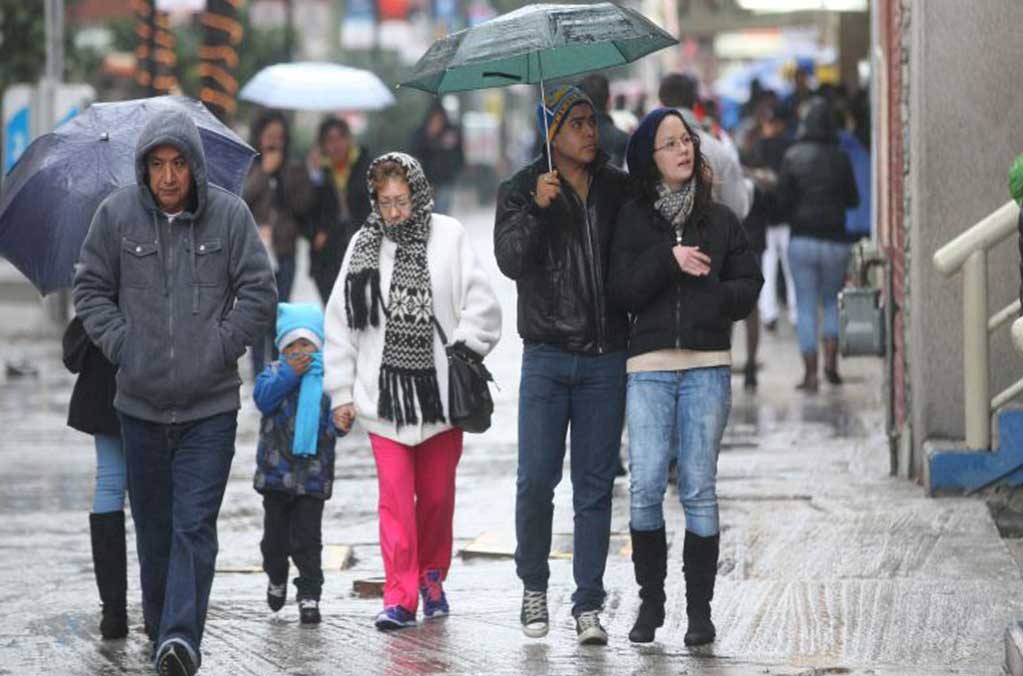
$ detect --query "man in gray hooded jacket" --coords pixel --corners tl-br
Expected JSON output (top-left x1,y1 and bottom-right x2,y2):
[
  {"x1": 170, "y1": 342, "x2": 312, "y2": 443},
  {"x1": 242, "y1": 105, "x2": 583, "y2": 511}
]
[{"x1": 73, "y1": 110, "x2": 276, "y2": 675}]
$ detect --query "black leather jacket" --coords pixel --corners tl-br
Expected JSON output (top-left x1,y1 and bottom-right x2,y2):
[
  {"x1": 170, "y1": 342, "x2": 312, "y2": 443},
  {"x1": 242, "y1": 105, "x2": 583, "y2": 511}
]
[{"x1": 494, "y1": 152, "x2": 632, "y2": 353}]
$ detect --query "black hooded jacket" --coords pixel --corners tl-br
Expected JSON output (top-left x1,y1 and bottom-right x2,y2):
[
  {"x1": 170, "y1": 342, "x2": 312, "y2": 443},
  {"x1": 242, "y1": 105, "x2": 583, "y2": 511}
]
[
  {"x1": 776, "y1": 99, "x2": 860, "y2": 242},
  {"x1": 494, "y1": 152, "x2": 632, "y2": 353}
]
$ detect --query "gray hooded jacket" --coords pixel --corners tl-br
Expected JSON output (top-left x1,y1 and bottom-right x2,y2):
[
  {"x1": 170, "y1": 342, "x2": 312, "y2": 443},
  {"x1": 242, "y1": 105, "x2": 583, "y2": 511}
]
[{"x1": 73, "y1": 110, "x2": 277, "y2": 424}]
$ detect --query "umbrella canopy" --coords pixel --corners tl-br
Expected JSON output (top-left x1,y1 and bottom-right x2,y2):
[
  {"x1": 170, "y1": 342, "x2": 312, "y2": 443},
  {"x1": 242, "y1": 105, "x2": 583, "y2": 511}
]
[
  {"x1": 0, "y1": 95, "x2": 256, "y2": 296},
  {"x1": 239, "y1": 62, "x2": 396, "y2": 111},
  {"x1": 401, "y1": 2, "x2": 677, "y2": 94}
]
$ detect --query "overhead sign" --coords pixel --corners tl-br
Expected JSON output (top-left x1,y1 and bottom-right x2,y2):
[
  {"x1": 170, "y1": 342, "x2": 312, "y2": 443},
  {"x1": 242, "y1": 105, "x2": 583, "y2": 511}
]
[
  {"x1": 2, "y1": 85, "x2": 33, "y2": 175},
  {"x1": 2, "y1": 83, "x2": 95, "y2": 179}
]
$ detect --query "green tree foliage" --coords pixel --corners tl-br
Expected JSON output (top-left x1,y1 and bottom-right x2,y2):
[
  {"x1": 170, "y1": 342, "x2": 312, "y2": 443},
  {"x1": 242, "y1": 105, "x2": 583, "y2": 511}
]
[{"x1": 0, "y1": 0, "x2": 61, "y2": 94}]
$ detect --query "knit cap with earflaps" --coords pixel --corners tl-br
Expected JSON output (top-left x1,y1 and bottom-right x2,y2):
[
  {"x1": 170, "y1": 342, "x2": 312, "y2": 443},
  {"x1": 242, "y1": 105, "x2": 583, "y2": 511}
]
[{"x1": 536, "y1": 85, "x2": 594, "y2": 146}]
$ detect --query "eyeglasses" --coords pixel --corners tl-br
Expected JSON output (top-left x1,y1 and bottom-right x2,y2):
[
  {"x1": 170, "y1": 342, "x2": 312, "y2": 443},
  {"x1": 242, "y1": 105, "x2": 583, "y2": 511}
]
[
  {"x1": 378, "y1": 196, "x2": 412, "y2": 211},
  {"x1": 653, "y1": 135, "x2": 695, "y2": 154}
]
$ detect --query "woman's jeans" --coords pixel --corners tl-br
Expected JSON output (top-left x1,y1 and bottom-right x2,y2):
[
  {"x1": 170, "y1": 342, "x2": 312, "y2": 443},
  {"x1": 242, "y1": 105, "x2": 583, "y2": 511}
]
[
  {"x1": 514, "y1": 343, "x2": 626, "y2": 616},
  {"x1": 627, "y1": 367, "x2": 731, "y2": 538},
  {"x1": 787, "y1": 236, "x2": 852, "y2": 354},
  {"x1": 94, "y1": 433, "x2": 126, "y2": 514}
]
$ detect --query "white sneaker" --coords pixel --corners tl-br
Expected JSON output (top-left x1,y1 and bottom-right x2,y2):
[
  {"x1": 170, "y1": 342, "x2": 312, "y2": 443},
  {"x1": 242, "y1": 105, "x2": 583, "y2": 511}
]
[
  {"x1": 575, "y1": 610, "x2": 608, "y2": 645},
  {"x1": 520, "y1": 589, "x2": 549, "y2": 638}
]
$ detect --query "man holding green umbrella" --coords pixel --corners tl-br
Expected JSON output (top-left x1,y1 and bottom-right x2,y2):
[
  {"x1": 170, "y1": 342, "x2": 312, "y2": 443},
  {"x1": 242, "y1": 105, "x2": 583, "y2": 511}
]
[{"x1": 495, "y1": 85, "x2": 632, "y2": 645}]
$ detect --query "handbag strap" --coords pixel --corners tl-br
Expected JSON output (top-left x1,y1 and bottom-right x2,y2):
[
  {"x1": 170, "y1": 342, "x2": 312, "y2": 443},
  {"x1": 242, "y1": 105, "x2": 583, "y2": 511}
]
[{"x1": 431, "y1": 316, "x2": 449, "y2": 347}]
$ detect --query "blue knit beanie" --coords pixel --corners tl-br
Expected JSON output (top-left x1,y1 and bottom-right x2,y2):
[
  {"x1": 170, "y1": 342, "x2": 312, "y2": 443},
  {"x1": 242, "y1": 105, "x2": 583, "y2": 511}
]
[
  {"x1": 625, "y1": 107, "x2": 689, "y2": 182},
  {"x1": 276, "y1": 303, "x2": 325, "y2": 351},
  {"x1": 536, "y1": 85, "x2": 594, "y2": 145}
]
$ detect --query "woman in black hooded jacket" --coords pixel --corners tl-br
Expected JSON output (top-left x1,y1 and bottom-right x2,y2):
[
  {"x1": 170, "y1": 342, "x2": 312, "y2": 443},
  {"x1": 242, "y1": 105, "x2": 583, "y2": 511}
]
[
  {"x1": 608, "y1": 108, "x2": 762, "y2": 646},
  {"x1": 775, "y1": 97, "x2": 859, "y2": 391}
]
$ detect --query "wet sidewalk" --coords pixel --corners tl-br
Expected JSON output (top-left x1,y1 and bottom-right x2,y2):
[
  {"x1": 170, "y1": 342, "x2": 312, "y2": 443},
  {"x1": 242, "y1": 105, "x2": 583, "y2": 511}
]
[{"x1": 0, "y1": 206, "x2": 1019, "y2": 675}]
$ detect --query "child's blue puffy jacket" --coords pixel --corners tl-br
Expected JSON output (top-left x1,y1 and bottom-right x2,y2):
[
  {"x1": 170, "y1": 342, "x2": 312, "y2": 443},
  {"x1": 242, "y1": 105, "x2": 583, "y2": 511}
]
[{"x1": 253, "y1": 360, "x2": 338, "y2": 499}]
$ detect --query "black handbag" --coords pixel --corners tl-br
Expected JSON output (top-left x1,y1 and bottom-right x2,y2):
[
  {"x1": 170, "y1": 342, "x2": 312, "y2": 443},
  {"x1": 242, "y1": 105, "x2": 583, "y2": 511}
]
[
  {"x1": 432, "y1": 318, "x2": 495, "y2": 433},
  {"x1": 62, "y1": 316, "x2": 92, "y2": 374}
]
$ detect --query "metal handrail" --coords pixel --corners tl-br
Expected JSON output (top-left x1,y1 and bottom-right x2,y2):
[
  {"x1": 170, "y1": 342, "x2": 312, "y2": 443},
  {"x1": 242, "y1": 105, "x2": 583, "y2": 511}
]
[
  {"x1": 989, "y1": 300, "x2": 1022, "y2": 333},
  {"x1": 934, "y1": 200, "x2": 1019, "y2": 275},
  {"x1": 931, "y1": 200, "x2": 1022, "y2": 450}
]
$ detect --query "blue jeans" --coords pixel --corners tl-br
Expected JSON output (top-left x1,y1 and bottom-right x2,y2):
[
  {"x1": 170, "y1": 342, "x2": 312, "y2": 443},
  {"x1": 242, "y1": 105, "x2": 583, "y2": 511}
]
[
  {"x1": 433, "y1": 184, "x2": 455, "y2": 215},
  {"x1": 787, "y1": 236, "x2": 852, "y2": 354},
  {"x1": 121, "y1": 411, "x2": 237, "y2": 666},
  {"x1": 626, "y1": 367, "x2": 731, "y2": 537},
  {"x1": 514, "y1": 343, "x2": 626, "y2": 615},
  {"x1": 93, "y1": 433, "x2": 126, "y2": 514}
]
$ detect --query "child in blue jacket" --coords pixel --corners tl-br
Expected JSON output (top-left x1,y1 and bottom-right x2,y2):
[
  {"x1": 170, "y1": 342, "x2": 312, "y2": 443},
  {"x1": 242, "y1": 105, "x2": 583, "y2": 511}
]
[{"x1": 253, "y1": 303, "x2": 340, "y2": 624}]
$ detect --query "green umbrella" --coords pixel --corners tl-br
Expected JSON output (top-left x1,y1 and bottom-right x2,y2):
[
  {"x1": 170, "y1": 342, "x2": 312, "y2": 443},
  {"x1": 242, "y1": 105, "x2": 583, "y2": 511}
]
[{"x1": 400, "y1": 2, "x2": 678, "y2": 169}]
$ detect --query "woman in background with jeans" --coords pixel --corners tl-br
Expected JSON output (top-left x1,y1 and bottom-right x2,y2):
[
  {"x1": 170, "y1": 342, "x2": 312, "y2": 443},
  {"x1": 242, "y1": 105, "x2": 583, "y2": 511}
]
[
  {"x1": 64, "y1": 316, "x2": 131, "y2": 640},
  {"x1": 776, "y1": 98, "x2": 859, "y2": 391},
  {"x1": 609, "y1": 108, "x2": 762, "y2": 646}
]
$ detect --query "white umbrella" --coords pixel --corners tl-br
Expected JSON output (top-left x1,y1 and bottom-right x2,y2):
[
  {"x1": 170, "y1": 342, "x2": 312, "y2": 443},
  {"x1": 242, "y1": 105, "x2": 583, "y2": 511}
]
[{"x1": 239, "y1": 62, "x2": 396, "y2": 112}]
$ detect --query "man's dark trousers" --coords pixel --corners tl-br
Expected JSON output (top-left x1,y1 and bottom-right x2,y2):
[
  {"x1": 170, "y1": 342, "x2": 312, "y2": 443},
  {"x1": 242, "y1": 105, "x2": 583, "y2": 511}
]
[
  {"x1": 514, "y1": 342, "x2": 626, "y2": 615},
  {"x1": 121, "y1": 411, "x2": 237, "y2": 664}
]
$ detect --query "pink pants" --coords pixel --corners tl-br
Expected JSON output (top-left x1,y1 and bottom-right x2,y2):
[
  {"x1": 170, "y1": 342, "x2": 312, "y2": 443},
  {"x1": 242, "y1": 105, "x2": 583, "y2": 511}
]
[{"x1": 369, "y1": 428, "x2": 463, "y2": 612}]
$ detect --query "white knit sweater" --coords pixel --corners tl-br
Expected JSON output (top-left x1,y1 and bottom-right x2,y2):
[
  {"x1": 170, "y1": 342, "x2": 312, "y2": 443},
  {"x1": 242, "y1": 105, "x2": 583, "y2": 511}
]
[{"x1": 323, "y1": 214, "x2": 502, "y2": 446}]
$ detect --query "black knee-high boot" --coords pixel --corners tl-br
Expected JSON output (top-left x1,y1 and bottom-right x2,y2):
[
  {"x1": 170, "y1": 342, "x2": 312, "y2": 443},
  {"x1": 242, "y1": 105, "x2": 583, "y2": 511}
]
[
  {"x1": 683, "y1": 530, "x2": 719, "y2": 646},
  {"x1": 628, "y1": 527, "x2": 667, "y2": 643},
  {"x1": 89, "y1": 511, "x2": 128, "y2": 639}
]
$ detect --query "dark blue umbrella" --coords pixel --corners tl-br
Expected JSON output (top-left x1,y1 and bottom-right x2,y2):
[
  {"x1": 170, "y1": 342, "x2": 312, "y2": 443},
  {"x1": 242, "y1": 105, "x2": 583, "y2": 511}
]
[{"x1": 0, "y1": 95, "x2": 257, "y2": 295}]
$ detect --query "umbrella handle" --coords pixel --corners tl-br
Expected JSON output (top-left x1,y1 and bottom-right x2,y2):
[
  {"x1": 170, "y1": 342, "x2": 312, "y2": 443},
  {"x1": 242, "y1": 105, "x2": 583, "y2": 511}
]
[{"x1": 540, "y1": 71, "x2": 553, "y2": 174}]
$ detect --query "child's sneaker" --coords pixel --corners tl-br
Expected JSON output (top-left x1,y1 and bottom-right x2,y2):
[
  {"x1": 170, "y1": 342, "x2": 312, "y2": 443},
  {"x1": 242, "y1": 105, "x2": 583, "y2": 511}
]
[
  {"x1": 374, "y1": 606, "x2": 416, "y2": 631},
  {"x1": 266, "y1": 581, "x2": 287, "y2": 612},
  {"x1": 419, "y1": 570, "x2": 449, "y2": 618},
  {"x1": 298, "y1": 598, "x2": 321, "y2": 624}
]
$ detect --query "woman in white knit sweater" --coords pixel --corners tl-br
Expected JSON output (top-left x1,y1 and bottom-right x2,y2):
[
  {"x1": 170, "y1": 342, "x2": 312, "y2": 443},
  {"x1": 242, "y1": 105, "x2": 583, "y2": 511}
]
[{"x1": 324, "y1": 152, "x2": 501, "y2": 631}]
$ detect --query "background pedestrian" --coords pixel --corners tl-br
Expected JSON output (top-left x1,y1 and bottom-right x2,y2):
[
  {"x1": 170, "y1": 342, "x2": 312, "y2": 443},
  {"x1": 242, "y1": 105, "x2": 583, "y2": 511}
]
[
  {"x1": 244, "y1": 110, "x2": 314, "y2": 376},
  {"x1": 410, "y1": 100, "x2": 465, "y2": 215},
  {"x1": 306, "y1": 117, "x2": 373, "y2": 305},
  {"x1": 775, "y1": 97, "x2": 860, "y2": 391}
]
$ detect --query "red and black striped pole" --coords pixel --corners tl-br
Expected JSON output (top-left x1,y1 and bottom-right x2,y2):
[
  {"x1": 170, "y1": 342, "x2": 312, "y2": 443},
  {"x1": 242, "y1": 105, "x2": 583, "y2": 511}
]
[{"x1": 200, "y1": 0, "x2": 243, "y2": 121}]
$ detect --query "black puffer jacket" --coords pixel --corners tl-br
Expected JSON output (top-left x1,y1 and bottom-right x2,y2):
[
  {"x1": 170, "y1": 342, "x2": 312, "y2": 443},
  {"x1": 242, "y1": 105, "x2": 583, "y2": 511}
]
[
  {"x1": 494, "y1": 152, "x2": 632, "y2": 353},
  {"x1": 776, "y1": 99, "x2": 859, "y2": 242},
  {"x1": 609, "y1": 199, "x2": 763, "y2": 358},
  {"x1": 305, "y1": 147, "x2": 373, "y2": 275}
]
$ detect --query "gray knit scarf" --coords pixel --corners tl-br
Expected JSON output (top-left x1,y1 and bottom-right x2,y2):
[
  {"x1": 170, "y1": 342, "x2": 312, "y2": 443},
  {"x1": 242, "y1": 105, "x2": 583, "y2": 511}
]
[
  {"x1": 654, "y1": 180, "x2": 696, "y2": 241},
  {"x1": 344, "y1": 152, "x2": 444, "y2": 428}
]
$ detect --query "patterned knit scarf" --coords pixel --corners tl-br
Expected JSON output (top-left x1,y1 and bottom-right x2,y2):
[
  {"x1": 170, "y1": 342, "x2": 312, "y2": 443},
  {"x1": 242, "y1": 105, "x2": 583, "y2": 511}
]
[
  {"x1": 654, "y1": 180, "x2": 696, "y2": 241},
  {"x1": 344, "y1": 152, "x2": 444, "y2": 428}
]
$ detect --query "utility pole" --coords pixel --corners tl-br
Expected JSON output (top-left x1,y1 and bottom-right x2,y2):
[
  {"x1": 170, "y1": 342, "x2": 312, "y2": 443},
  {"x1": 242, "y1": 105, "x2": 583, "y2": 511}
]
[
  {"x1": 284, "y1": 0, "x2": 295, "y2": 61},
  {"x1": 42, "y1": 0, "x2": 69, "y2": 321}
]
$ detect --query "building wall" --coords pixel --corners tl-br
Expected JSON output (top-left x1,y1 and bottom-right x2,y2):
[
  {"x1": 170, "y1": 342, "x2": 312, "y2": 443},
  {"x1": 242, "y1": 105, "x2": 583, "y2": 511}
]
[
  {"x1": 876, "y1": 0, "x2": 911, "y2": 475},
  {"x1": 905, "y1": 0, "x2": 1023, "y2": 475}
]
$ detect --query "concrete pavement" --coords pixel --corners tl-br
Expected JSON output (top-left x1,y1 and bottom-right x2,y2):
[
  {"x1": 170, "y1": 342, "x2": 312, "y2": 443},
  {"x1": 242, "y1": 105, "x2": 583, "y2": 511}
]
[{"x1": 0, "y1": 203, "x2": 1019, "y2": 675}]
